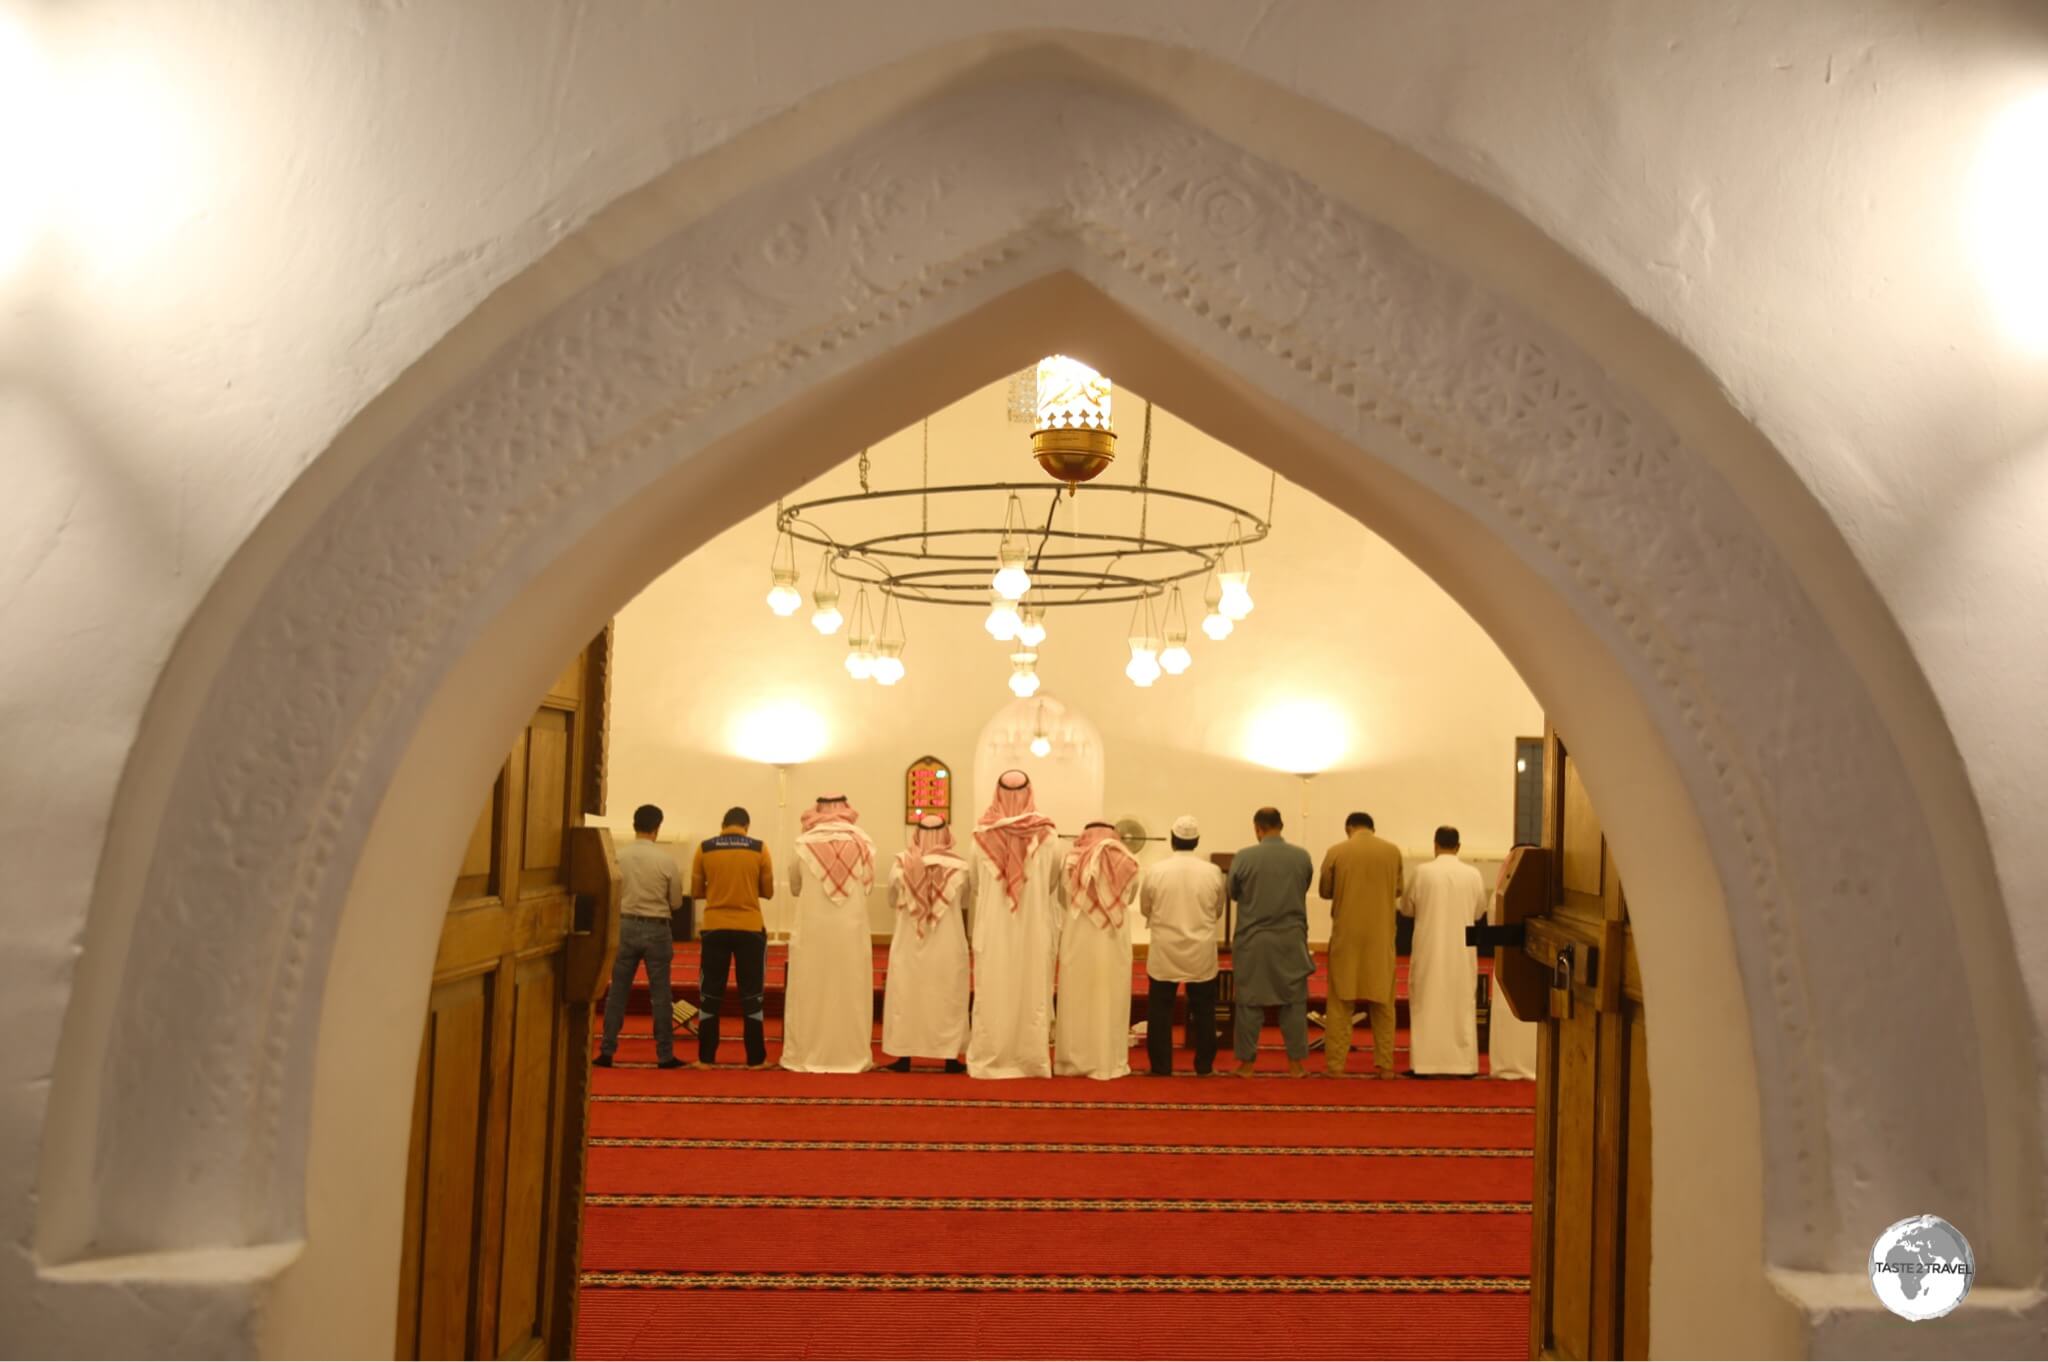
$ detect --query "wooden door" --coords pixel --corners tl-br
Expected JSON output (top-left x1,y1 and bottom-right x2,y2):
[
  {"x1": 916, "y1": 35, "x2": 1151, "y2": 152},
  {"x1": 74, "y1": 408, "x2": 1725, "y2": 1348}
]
[
  {"x1": 396, "y1": 631, "x2": 622, "y2": 1360},
  {"x1": 1494, "y1": 726, "x2": 1652, "y2": 1358}
]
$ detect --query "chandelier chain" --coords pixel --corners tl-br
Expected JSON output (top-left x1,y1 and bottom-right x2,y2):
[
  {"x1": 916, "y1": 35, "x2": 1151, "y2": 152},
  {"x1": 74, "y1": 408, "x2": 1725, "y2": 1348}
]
[
  {"x1": 1138, "y1": 401, "x2": 1153, "y2": 548},
  {"x1": 921, "y1": 419, "x2": 930, "y2": 555},
  {"x1": 858, "y1": 448, "x2": 871, "y2": 494}
]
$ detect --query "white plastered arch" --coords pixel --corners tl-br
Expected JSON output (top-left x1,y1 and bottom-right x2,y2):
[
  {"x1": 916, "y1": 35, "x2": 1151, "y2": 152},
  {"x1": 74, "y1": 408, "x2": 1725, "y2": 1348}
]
[{"x1": 31, "y1": 38, "x2": 2042, "y2": 1358}]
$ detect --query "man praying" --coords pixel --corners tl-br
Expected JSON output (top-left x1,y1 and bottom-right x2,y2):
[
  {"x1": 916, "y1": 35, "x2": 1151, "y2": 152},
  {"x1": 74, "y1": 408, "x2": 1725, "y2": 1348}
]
[
  {"x1": 782, "y1": 794, "x2": 877, "y2": 1073},
  {"x1": 1225, "y1": 806, "x2": 1315, "y2": 1078},
  {"x1": 1139, "y1": 814, "x2": 1226, "y2": 1077},
  {"x1": 691, "y1": 806, "x2": 775, "y2": 1068},
  {"x1": 595, "y1": 803, "x2": 688, "y2": 1070},
  {"x1": 882, "y1": 815, "x2": 972, "y2": 1072},
  {"x1": 964, "y1": 770, "x2": 1063, "y2": 1078},
  {"x1": 1318, "y1": 811, "x2": 1404, "y2": 1079},
  {"x1": 1054, "y1": 821, "x2": 1140, "y2": 1079},
  {"x1": 1400, "y1": 825, "x2": 1489, "y2": 1076}
]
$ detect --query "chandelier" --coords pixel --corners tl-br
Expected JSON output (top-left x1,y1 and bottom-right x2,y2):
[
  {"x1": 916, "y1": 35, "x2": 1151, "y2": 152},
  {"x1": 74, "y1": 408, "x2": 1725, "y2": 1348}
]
[{"x1": 765, "y1": 357, "x2": 1272, "y2": 693}]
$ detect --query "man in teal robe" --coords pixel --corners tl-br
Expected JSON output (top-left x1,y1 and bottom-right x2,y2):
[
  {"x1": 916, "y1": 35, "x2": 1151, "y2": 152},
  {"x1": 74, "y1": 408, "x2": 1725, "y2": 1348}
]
[{"x1": 1224, "y1": 806, "x2": 1315, "y2": 1077}]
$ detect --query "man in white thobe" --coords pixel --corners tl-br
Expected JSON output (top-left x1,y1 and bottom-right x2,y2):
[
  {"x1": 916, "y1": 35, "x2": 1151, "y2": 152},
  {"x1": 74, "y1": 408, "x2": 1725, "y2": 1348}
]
[
  {"x1": 781, "y1": 795, "x2": 876, "y2": 1073},
  {"x1": 882, "y1": 814, "x2": 972, "y2": 1073},
  {"x1": 1399, "y1": 825, "x2": 1490, "y2": 1076},
  {"x1": 1486, "y1": 848, "x2": 1539, "y2": 1080},
  {"x1": 965, "y1": 770, "x2": 1062, "y2": 1079},
  {"x1": 1054, "y1": 822, "x2": 1139, "y2": 1080},
  {"x1": 1139, "y1": 815, "x2": 1226, "y2": 1076}
]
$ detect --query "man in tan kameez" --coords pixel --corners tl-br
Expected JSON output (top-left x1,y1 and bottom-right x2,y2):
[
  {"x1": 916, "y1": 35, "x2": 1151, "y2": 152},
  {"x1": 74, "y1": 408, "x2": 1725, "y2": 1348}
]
[{"x1": 1318, "y1": 811, "x2": 1405, "y2": 1078}]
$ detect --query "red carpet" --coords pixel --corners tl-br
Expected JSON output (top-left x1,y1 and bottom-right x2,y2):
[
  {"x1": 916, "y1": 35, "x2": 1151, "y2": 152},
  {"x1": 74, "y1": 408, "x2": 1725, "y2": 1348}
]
[{"x1": 577, "y1": 1043, "x2": 1533, "y2": 1357}]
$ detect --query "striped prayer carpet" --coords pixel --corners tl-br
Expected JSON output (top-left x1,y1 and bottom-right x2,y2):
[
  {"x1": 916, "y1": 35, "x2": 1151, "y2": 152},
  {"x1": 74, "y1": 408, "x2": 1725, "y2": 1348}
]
[{"x1": 577, "y1": 1043, "x2": 1533, "y2": 1358}]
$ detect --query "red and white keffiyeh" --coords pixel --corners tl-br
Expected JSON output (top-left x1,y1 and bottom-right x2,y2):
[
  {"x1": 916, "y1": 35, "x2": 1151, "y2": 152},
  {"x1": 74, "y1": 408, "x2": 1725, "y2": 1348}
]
[
  {"x1": 972, "y1": 772, "x2": 1057, "y2": 913},
  {"x1": 1065, "y1": 823, "x2": 1140, "y2": 933},
  {"x1": 795, "y1": 796, "x2": 875, "y2": 904},
  {"x1": 895, "y1": 814, "x2": 965, "y2": 939}
]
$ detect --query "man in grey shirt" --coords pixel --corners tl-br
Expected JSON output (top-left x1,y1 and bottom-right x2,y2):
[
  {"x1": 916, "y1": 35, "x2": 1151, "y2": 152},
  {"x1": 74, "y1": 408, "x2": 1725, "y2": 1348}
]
[
  {"x1": 1224, "y1": 806, "x2": 1315, "y2": 1078},
  {"x1": 596, "y1": 803, "x2": 689, "y2": 1069}
]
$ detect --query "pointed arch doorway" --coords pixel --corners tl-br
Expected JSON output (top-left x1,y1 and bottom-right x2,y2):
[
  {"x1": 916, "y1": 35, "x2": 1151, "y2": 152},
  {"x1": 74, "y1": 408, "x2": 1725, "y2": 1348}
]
[{"x1": 38, "y1": 39, "x2": 2029, "y2": 1360}]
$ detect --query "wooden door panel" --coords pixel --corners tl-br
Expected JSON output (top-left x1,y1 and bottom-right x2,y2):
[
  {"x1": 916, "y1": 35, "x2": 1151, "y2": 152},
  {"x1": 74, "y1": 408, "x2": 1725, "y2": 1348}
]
[
  {"x1": 1559, "y1": 756, "x2": 1603, "y2": 902},
  {"x1": 396, "y1": 1027, "x2": 432, "y2": 1358},
  {"x1": 512, "y1": 899, "x2": 573, "y2": 957},
  {"x1": 398, "y1": 636, "x2": 616, "y2": 1361},
  {"x1": 1550, "y1": 1009, "x2": 1598, "y2": 1358},
  {"x1": 520, "y1": 708, "x2": 572, "y2": 896},
  {"x1": 455, "y1": 790, "x2": 500, "y2": 904},
  {"x1": 435, "y1": 905, "x2": 511, "y2": 978},
  {"x1": 1525, "y1": 726, "x2": 1651, "y2": 1360},
  {"x1": 1622, "y1": 1010, "x2": 1653, "y2": 1359},
  {"x1": 496, "y1": 954, "x2": 565, "y2": 1356},
  {"x1": 417, "y1": 974, "x2": 491, "y2": 1360}
]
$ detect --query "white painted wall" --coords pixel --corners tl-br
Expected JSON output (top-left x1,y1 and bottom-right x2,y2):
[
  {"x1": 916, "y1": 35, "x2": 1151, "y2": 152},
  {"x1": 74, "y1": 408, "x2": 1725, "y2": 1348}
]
[
  {"x1": 1, "y1": 4, "x2": 2044, "y2": 1357},
  {"x1": 597, "y1": 378, "x2": 1542, "y2": 941}
]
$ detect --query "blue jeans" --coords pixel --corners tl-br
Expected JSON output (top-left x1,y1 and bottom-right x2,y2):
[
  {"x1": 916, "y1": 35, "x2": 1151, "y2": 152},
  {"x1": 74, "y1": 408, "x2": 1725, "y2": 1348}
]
[{"x1": 600, "y1": 915, "x2": 676, "y2": 1063}]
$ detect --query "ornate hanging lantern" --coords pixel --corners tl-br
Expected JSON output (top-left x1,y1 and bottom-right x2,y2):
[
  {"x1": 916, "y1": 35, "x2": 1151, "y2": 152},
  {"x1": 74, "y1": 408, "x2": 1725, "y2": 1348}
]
[
  {"x1": 1159, "y1": 583, "x2": 1193, "y2": 675},
  {"x1": 1124, "y1": 591, "x2": 1163, "y2": 688},
  {"x1": 765, "y1": 528, "x2": 802, "y2": 616},
  {"x1": 1031, "y1": 354, "x2": 1117, "y2": 485},
  {"x1": 843, "y1": 587, "x2": 877, "y2": 679},
  {"x1": 1007, "y1": 648, "x2": 1041, "y2": 698},
  {"x1": 1200, "y1": 567, "x2": 1234, "y2": 640},
  {"x1": 872, "y1": 591, "x2": 907, "y2": 686},
  {"x1": 810, "y1": 552, "x2": 844, "y2": 635}
]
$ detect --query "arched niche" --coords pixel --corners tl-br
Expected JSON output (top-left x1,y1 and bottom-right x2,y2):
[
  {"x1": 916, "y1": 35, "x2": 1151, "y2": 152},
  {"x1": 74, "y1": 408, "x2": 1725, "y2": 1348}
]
[
  {"x1": 28, "y1": 35, "x2": 2037, "y2": 1359},
  {"x1": 971, "y1": 693, "x2": 1106, "y2": 835}
]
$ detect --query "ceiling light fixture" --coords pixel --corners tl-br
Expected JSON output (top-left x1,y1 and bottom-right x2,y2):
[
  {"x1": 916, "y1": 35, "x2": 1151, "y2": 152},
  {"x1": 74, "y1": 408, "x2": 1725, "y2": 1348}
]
[
  {"x1": 871, "y1": 591, "x2": 907, "y2": 686},
  {"x1": 992, "y1": 492, "x2": 1033, "y2": 599},
  {"x1": 1159, "y1": 583, "x2": 1192, "y2": 675},
  {"x1": 1217, "y1": 518, "x2": 1255, "y2": 621},
  {"x1": 768, "y1": 367, "x2": 1277, "y2": 696},
  {"x1": 765, "y1": 528, "x2": 802, "y2": 616},
  {"x1": 1008, "y1": 647, "x2": 1041, "y2": 698},
  {"x1": 985, "y1": 591, "x2": 1022, "y2": 642},
  {"x1": 1016, "y1": 601, "x2": 1047, "y2": 648},
  {"x1": 1031, "y1": 354, "x2": 1117, "y2": 486},
  {"x1": 810, "y1": 553, "x2": 844, "y2": 635},
  {"x1": 1200, "y1": 568, "x2": 1234, "y2": 640},
  {"x1": 1125, "y1": 591, "x2": 1163, "y2": 688},
  {"x1": 843, "y1": 587, "x2": 876, "y2": 680}
]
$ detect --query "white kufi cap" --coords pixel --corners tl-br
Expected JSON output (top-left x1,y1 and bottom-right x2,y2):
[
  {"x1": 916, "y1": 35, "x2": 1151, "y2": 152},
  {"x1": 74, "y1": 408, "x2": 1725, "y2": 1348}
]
[{"x1": 1171, "y1": 814, "x2": 1200, "y2": 841}]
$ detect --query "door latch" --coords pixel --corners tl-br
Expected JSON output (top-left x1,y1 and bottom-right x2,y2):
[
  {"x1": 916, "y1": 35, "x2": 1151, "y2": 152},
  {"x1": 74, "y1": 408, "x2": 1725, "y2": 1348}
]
[{"x1": 1549, "y1": 944, "x2": 1575, "y2": 1020}]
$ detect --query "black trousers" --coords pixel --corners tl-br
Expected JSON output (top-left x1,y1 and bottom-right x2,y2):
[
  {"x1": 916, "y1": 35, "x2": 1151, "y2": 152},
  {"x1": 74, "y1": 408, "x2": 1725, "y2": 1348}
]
[
  {"x1": 1146, "y1": 975, "x2": 1219, "y2": 1075},
  {"x1": 698, "y1": 929, "x2": 768, "y2": 1066}
]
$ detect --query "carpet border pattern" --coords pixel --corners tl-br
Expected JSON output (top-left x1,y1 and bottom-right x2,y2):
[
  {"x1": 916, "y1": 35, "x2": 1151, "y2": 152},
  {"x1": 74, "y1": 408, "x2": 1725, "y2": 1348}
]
[{"x1": 581, "y1": 1270, "x2": 1532, "y2": 1295}]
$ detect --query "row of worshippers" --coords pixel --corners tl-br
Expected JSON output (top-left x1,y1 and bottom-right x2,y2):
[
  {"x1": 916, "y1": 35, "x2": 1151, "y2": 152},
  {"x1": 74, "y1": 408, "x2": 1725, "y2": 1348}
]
[
  {"x1": 1143, "y1": 805, "x2": 1528, "y2": 1080},
  {"x1": 819, "y1": 770, "x2": 1149, "y2": 1079},
  {"x1": 591, "y1": 774, "x2": 1153, "y2": 1077},
  {"x1": 1316, "y1": 812, "x2": 1535, "y2": 1080},
  {"x1": 594, "y1": 779, "x2": 1530, "y2": 1079}
]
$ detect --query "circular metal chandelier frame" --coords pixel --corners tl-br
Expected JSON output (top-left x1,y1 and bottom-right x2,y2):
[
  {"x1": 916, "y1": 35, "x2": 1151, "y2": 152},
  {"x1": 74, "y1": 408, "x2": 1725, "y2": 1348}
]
[{"x1": 777, "y1": 482, "x2": 1271, "y2": 608}]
